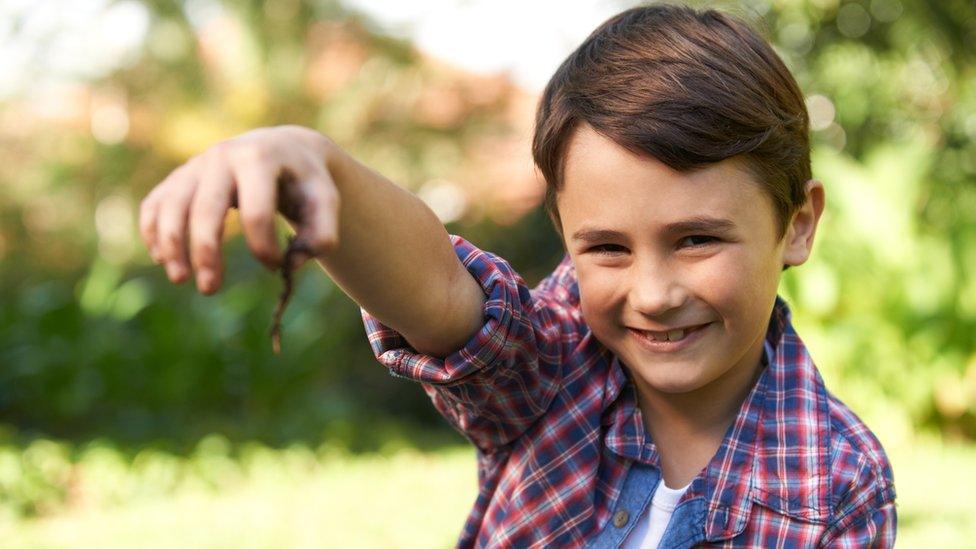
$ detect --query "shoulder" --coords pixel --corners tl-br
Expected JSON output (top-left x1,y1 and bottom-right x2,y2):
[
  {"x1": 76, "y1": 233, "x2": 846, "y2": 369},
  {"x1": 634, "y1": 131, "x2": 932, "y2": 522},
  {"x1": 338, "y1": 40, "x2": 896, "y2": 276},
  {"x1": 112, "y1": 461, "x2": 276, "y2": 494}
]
[
  {"x1": 765, "y1": 301, "x2": 895, "y2": 514},
  {"x1": 531, "y1": 251, "x2": 581, "y2": 306},
  {"x1": 823, "y1": 392, "x2": 896, "y2": 521},
  {"x1": 448, "y1": 235, "x2": 580, "y2": 307},
  {"x1": 447, "y1": 234, "x2": 527, "y2": 291},
  {"x1": 740, "y1": 304, "x2": 896, "y2": 544}
]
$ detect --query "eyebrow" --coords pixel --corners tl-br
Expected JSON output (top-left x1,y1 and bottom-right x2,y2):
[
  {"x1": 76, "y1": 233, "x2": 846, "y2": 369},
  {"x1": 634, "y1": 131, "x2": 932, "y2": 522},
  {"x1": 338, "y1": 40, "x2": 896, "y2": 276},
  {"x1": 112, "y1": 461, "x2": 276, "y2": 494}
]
[{"x1": 571, "y1": 216, "x2": 737, "y2": 243}]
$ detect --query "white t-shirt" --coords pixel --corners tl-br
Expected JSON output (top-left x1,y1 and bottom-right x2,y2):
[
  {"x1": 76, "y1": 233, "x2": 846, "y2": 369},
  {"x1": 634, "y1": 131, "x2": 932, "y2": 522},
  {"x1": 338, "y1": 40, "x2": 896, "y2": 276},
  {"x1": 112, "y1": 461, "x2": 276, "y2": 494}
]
[{"x1": 620, "y1": 480, "x2": 690, "y2": 549}]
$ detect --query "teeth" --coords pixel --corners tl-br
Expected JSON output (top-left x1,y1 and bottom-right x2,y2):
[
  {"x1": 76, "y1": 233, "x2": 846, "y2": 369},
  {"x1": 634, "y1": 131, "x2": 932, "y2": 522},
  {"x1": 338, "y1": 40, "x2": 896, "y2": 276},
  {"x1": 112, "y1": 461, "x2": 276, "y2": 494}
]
[{"x1": 639, "y1": 329, "x2": 687, "y2": 342}]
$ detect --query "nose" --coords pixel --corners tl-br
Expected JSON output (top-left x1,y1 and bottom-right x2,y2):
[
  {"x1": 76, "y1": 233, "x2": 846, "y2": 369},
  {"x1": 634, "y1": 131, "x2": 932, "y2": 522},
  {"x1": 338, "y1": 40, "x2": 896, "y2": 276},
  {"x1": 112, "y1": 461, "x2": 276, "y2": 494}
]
[{"x1": 626, "y1": 256, "x2": 689, "y2": 317}]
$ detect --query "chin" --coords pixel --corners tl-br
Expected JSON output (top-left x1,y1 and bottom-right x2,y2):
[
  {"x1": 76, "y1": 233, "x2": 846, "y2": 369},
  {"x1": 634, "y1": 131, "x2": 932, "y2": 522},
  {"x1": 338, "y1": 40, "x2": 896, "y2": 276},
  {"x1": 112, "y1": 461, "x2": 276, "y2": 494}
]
[
  {"x1": 648, "y1": 377, "x2": 709, "y2": 395},
  {"x1": 629, "y1": 365, "x2": 711, "y2": 395}
]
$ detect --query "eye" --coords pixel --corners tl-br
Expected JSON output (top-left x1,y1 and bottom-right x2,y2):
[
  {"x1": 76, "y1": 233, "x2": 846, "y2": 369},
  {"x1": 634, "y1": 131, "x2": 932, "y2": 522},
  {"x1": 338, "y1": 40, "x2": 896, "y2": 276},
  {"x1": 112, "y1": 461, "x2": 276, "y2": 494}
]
[
  {"x1": 590, "y1": 244, "x2": 626, "y2": 256},
  {"x1": 678, "y1": 235, "x2": 719, "y2": 248}
]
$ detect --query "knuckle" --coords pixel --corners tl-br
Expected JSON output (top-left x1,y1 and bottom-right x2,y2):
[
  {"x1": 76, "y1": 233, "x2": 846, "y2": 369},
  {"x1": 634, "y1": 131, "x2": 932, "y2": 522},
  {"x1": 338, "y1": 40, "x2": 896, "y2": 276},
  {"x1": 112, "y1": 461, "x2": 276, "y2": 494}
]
[
  {"x1": 190, "y1": 239, "x2": 220, "y2": 268},
  {"x1": 190, "y1": 236, "x2": 218, "y2": 255},
  {"x1": 293, "y1": 125, "x2": 329, "y2": 147},
  {"x1": 182, "y1": 154, "x2": 211, "y2": 178},
  {"x1": 160, "y1": 228, "x2": 183, "y2": 249},
  {"x1": 138, "y1": 212, "x2": 154, "y2": 234},
  {"x1": 209, "y1": 140, "x2": 233, "y2": 158},
  {"x1": 231, "y1": 142, "x2": 271, "y2": 165},
  {"x1": 158, "y1": 174, "x2": 191, "y2": 200},
  {"x1": 201, "y1": 150, "x2": 230, "y2": 174},
  {"x1": 278, "y1": 124, "x2": 303, "y2": 137},
  {"x1": 139, "y1": 194, "x2": 155, "y2": 214},
  {"x1": 182, "y1": 156, "x2": 204, "y2": 175},
  {"x1": 189, "y1": 192, "x2": 222, "y2": 215},
  {"x1": 140, "y1": 195, "x2": 158, "y2": 216},
  {"x1": 240, "y1": 210, "x2": 273, "y2": 229},
  {"x1": 167, "y1": 162, "x2": 194, "y2": 183}
]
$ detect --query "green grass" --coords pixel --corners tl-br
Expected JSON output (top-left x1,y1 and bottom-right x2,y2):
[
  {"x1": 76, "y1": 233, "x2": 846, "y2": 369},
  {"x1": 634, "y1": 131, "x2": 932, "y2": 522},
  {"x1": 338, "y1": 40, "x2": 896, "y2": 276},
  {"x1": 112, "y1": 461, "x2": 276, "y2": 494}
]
[
  {"x1": 0, "y1": 444, "x2": 477, "y2": 548},
  {"x1": 0, "y1": 436, "x2": 972, "y2": 547}
]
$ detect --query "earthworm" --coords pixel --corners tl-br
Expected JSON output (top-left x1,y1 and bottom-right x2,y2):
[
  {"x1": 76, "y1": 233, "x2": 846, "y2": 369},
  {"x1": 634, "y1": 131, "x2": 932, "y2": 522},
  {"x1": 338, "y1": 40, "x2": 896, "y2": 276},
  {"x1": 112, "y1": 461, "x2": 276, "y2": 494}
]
[{"x1": 270, "y1": 235, "x2": 313, "y2": 354}]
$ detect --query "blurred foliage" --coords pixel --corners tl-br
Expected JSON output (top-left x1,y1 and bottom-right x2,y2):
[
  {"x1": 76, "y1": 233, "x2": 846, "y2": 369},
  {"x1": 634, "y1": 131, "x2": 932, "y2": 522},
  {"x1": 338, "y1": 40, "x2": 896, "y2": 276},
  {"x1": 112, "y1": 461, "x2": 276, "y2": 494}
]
[
  {"x1": 0, "y1": 433, "x2": 973, "y2": 544},
  {"x1": 0, "y1": 0, "x2": 973, "y2": 493},
  {"x1": 0, "y1": 0, "x2": 529, "y2": 449}
]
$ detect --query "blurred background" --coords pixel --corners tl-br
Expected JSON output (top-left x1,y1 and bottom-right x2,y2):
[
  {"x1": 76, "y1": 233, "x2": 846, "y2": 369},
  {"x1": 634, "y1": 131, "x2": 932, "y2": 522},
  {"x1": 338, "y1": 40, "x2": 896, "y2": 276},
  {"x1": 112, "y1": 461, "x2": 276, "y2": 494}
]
[{"x1": 0, "y1": 0, "x2": 973, "y2": 546}]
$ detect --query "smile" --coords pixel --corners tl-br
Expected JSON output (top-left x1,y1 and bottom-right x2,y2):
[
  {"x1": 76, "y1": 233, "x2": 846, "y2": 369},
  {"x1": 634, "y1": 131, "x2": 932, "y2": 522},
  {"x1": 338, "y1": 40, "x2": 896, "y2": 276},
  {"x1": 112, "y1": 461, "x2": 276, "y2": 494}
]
[{"x1": 628, "y1": 323, "x2": 711, "y2": 352}]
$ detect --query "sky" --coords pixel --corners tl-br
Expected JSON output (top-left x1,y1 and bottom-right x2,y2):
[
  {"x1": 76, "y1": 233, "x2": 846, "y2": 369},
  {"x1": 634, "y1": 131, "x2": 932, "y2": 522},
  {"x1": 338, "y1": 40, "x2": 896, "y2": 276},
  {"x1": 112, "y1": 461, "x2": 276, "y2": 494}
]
[
  {"x1": 342, "y1": 0, "x2": 625, "y2": 90},
  {"x1": 0, "y1": 0, "x2": 149, "y2": 98},
  {"x1": 0, "y1": 0, "x2": 628, "y2": 100}
]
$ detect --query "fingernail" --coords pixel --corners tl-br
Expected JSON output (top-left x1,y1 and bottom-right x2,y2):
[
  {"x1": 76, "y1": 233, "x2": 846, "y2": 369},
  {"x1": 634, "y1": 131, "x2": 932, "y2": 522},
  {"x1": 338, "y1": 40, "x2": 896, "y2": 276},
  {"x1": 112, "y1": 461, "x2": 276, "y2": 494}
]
[
  {"x1": 197, "y1": 271, "x2": 214, "y2": 293},
  {"x1": 166, "y1": 262, "x2": 186, "y2": 282}
]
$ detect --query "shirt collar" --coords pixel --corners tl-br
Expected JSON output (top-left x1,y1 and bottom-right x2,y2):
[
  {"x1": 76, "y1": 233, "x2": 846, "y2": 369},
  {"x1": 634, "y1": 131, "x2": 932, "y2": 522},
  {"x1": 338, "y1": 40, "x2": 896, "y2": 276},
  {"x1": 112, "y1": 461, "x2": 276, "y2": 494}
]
[
  {"x1": 602, "y1": 349, "x2": 644, "y2": 461},
  {"x1": 600, "y1": 297, "x2": 833, "y2": 539},
  {"x1": 705, "y1": 296, "x2": 832, "y2": 539}
]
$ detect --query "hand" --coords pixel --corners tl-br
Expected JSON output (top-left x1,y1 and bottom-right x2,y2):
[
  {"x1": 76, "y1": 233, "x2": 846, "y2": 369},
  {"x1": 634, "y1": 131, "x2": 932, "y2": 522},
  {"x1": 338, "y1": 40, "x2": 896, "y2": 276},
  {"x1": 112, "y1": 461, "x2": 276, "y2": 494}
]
[{"x1": 138, "y1": 125, "x2": 341, "y2": 294}]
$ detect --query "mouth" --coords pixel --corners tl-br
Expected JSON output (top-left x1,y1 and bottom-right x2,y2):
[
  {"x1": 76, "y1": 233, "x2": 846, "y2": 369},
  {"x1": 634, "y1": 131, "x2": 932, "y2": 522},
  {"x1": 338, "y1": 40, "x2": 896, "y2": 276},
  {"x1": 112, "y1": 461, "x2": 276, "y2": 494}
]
[{"x1": 628, "y1": 322, "x2": 712, "y2": 351}]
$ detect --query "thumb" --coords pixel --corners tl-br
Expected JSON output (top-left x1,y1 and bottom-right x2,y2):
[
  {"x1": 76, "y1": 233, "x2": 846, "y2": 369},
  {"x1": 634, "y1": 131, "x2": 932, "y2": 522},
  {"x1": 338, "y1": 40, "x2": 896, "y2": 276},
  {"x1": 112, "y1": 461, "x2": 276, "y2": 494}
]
[
  {"x1": 283, "y1": 235, "x2": 314, "y2": 272},
  {"x1": 295, "y1": 172, "x2": 341, "y2": 259}
]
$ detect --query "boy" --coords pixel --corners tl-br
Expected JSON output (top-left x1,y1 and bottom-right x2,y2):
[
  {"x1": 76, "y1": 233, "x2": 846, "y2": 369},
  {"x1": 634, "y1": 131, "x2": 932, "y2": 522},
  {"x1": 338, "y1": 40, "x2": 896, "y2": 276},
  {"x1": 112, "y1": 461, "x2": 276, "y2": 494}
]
[{"x1": 139, "y1": 4, "x2": 895, "y2": 547}]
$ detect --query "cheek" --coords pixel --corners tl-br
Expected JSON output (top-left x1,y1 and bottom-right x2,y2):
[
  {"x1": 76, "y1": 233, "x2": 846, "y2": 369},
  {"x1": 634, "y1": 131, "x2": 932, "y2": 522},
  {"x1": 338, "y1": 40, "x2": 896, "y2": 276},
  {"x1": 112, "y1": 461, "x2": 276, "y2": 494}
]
[
  {"x1": 696, "y1": 250, "x2": 777, "y2": 311},
  {"x1": 576, "y1": 267, "x2": 625, "y2": 327}
]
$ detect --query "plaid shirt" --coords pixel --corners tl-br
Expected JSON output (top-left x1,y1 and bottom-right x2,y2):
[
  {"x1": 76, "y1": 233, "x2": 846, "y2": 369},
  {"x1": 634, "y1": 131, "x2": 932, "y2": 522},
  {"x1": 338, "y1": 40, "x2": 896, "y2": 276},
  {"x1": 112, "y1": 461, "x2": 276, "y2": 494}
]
[{"x1": 361, "y1": 235, "x2": 896, "y2": 548}]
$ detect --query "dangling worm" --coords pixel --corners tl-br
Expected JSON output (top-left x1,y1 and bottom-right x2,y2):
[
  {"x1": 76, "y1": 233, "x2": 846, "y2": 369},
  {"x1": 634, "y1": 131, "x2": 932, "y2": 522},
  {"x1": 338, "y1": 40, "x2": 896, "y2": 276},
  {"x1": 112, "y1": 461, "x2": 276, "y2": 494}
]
[{"x1": 270, "y1": 235, "x2": 313, "y2": 354}]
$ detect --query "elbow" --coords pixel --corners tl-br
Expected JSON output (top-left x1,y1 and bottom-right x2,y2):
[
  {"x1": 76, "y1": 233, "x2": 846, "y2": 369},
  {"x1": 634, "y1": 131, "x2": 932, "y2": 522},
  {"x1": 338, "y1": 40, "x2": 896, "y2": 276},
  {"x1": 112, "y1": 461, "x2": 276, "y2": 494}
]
[{"x1": 408, "y1": 263, "x2": 486, "y2": 359}]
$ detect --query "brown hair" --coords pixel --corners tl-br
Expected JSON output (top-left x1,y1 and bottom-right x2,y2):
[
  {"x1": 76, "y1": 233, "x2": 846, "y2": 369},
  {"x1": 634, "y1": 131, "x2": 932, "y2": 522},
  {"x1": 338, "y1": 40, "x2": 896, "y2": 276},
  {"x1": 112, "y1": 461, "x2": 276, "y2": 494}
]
[{"x1": 532, "y1": 3, "x2": 810, "y2": 240}]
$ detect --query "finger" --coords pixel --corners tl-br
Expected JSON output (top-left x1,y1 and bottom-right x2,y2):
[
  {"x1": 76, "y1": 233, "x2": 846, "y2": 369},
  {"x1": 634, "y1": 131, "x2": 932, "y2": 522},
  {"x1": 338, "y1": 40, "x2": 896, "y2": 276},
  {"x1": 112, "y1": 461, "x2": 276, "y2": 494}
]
[
  {"x1": 293, "y1": 167, "x2": 341, "y2": 265},
  {"x1": 232, "y1": 151, "x2": 283, "y2": 270},
  {"x1": 156, "y1": 172, "x2": 198, "y2": 283},
  {"x1": 189, "y1": 162, "x2": 235, "y2": 294},
  {"x1": 139, "y1": 185, "x2": 165, "y2": 263}
]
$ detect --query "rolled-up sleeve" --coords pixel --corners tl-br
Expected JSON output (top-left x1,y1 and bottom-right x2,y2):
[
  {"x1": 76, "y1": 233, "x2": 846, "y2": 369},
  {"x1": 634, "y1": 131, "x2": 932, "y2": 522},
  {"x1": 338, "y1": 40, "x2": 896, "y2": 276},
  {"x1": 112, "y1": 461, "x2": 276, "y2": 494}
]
[{"x1": 360, "y1": 234, "x2": 583, "y2": 453}]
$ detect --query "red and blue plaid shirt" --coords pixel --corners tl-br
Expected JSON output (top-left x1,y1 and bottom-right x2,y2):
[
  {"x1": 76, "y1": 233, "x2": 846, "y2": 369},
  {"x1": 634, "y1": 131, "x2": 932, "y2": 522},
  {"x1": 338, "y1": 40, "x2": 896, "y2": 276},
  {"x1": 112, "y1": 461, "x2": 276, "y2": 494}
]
[{"x1": 361, "y1": 235, "x2": 896, "y2": 548}]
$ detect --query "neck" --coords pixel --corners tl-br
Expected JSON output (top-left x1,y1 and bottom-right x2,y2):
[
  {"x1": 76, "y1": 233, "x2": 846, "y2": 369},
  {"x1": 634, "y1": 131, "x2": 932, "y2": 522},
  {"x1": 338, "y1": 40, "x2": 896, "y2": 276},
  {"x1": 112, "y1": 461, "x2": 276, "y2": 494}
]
[{"x1": 634, "y1": 337, "x2": 766, "y2": 488}]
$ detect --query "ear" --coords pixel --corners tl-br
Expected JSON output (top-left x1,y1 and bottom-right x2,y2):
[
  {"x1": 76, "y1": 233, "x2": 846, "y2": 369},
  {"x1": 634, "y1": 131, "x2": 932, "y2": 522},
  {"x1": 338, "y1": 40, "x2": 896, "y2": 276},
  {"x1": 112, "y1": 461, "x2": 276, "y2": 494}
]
[{"x1": 782, "y1": 179, "x2": 825, "y2": 267}]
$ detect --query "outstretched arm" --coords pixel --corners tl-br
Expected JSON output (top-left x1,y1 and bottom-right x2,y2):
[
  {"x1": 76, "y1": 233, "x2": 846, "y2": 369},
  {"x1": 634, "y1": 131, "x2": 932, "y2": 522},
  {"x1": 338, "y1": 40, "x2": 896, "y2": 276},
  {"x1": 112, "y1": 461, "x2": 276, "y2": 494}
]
[{"x1": 138, "y1": 125, "x2": 485, "y2": 358}]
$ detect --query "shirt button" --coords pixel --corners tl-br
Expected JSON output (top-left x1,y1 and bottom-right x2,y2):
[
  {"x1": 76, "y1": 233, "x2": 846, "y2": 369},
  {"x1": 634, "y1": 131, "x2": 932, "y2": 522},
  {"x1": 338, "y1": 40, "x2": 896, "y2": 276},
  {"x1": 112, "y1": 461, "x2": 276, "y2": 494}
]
[{"x1": 613, "y1": 509, "x2": 629, "y2": 528}]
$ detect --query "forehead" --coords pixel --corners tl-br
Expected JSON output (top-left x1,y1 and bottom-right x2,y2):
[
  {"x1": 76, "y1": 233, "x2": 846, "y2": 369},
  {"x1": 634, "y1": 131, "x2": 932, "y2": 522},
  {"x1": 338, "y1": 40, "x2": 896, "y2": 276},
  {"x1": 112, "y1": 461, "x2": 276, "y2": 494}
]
[{"x1": 557, "y1": 125, "x2": 776, "y2": 237}]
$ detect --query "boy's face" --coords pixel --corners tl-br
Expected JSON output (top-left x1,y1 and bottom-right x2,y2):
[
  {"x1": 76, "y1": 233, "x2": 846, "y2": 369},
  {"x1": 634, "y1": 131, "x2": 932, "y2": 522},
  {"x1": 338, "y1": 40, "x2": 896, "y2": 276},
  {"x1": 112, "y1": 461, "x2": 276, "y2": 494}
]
[{"x1": 557, "y1": 124, "x2": 819, "y2": 398}]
